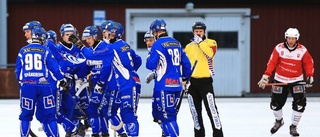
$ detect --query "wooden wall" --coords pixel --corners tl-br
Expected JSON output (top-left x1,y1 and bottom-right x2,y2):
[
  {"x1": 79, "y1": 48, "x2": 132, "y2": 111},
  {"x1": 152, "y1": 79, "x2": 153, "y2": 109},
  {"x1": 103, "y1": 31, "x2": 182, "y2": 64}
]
[{"x1": 4, "y1": 2, "x2": 320, "y2": 97}]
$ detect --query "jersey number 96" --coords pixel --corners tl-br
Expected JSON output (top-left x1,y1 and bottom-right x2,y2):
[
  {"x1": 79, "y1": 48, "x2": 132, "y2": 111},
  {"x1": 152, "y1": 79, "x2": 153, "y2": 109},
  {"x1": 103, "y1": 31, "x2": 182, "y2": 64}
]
[{"x1": 25, "y1": 53, "x2": 43, "y2": 70}]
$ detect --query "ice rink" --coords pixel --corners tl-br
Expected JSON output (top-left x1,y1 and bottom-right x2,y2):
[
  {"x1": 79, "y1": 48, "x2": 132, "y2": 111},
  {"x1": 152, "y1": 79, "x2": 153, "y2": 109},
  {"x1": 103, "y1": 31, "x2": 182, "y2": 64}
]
[{"x1": 1, "y1": 97, "x2": 320, "y2": 137}]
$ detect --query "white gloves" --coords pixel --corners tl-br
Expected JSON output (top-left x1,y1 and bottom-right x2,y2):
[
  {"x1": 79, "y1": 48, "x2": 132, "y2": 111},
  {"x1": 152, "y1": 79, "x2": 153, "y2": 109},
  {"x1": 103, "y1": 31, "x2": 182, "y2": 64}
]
[
  {"x1": 193, "y1": 35, "x2": 203, "y2": 44},
  {"x1": 75, "y1": 79, "x2": 84, "y2": 91},
  {"x1": 182, "y1": 81, "x2": 191, "y2": 92},
  {"x1": 257, "y1": 74, "x2": 269, "y2": 89},
  {"x1": 145, "y1": 72, "x2": 156, "y2": 84},
  {"x1": 94, "y1": 84, "x2": 103, "y2": 92},
  {"x1": 95, "y1": 81, "x2": 105, "y2": 92},
  {"x1": 305, "y1": 76, "x2": 314, "y2": 88}
]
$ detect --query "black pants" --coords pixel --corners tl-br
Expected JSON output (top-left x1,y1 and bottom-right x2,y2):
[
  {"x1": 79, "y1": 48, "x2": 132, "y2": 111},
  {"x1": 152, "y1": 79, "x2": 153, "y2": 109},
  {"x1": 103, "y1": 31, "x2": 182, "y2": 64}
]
[
  {"x1": 188, "y1": 77, "x2": 223, "y2": 137},
  {"x1": 270, "y1": 81, "x2": 307, "y2": 112}
]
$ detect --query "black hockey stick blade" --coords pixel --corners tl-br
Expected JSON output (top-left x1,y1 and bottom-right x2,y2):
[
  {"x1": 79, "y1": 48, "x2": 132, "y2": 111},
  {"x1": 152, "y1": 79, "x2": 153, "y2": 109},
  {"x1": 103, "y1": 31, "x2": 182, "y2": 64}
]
[{"x1": 29, "y1": 129, "x2": 38, "y2": 137}]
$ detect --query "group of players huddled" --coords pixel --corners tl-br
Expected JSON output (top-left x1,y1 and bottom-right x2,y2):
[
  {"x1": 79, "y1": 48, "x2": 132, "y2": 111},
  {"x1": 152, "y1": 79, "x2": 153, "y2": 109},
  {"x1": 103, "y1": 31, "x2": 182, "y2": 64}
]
[{"x1": 16, "y1": 20, "x2": 143, "y2": 137}]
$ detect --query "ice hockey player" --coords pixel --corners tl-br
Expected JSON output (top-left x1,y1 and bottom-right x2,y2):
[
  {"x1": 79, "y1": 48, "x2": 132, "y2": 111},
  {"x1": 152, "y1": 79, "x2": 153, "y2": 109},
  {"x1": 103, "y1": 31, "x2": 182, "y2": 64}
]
[
  {"x1": 55, "y1": 23, "x2": 89, "y2": 136},
  {"x1": 99, "y1": 21, "x2": 142, "y2": 137},
  {"x1": 16, "y1": 27, "x2": 68, "y2": 137},
  {"x1": 258, "y1": 28, "x2": 314, "y2": 137},
  {"x1": 146, "y1": 19, "x2": 192, "y2": 137}
]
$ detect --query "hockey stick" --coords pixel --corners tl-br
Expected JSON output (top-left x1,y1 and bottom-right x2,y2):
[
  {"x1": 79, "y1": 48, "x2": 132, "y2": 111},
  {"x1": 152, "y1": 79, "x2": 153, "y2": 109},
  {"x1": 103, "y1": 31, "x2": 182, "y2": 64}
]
[
  {"x1": 67, "y1": 92, "x2": 88, "y2": 120},
  {"x1": 266, "y1": 81, "x2": 307, "y2": 86},
  {"x1": 176, "y1": 60, "x2": 198, "y2": 113},
  {"x1": 29, "y1": 129, "x2": 38, "y2": 137}
]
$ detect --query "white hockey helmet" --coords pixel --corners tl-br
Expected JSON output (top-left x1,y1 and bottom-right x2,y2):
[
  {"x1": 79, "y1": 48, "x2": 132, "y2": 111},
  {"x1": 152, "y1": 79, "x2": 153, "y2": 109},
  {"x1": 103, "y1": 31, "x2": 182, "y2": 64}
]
[
  {"x1": 285, "y1": 28, "x2": 300, "y2": 40},
  {"x1": 144, "y1": 31, "x2": 153, "y2": 42}
]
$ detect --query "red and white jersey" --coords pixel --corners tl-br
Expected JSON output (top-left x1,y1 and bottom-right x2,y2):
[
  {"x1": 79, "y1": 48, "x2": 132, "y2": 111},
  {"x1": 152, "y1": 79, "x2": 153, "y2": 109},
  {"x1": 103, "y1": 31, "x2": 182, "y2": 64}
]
[{"x1": 264, "y1": 42, "x2": 314, "y2": 83}]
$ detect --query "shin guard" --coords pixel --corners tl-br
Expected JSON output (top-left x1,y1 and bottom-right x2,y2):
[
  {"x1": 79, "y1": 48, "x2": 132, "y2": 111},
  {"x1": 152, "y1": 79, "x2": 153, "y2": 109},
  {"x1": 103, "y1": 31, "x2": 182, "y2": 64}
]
[
  {"x1": 42, "y1": 121, "x2": 59, "y2": 137},
  {"x1": 20, "y1": 120, "x2": 30, "y2": 137}
]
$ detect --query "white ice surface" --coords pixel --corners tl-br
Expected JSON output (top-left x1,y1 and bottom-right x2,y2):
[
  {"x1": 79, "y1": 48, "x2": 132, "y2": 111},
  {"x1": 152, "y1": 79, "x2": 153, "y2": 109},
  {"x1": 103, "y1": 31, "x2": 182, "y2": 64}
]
[{"x1": 1, "y1": 97, "x2": 320, "y2": 137}]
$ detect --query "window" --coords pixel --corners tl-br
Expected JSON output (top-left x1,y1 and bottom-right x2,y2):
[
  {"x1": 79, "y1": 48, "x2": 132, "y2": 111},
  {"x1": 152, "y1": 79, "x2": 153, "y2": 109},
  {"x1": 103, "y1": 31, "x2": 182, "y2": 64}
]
[
  {"x1": 173, "y1": 32, "x2": 193, "y2": 48},
  {"x1": 137, "y1": 32, "x2": 146, "y2": 49},
  {"x1": 208, "y1": 31, "x2": 238, "y2": 49}
]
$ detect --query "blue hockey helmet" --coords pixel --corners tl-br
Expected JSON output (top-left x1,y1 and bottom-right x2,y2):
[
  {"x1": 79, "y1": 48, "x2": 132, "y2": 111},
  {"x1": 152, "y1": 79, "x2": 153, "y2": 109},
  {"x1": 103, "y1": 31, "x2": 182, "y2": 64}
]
[
  {"x1": 144, "y1": 31, "x2": 154, "y2": 42},
  {"x1": 99, "y1": 20, "x2": 115, "y2": 32},
  {"x1": 32, "y1": 27, "x2": 47, "y2": 42},
  {"x1": 149, "y1": 19, "x2": 166, "y2": 34},
  {"x1": 59, "y1": 24, "x2": 76, "y2": 36},
  {"x1": 106, "y1": 22, "x2": 124, "y2": 39},
  {"x1": 82, "y1": 25, "x2": 99, "y2": 40},
  {"x1": 22, "y1": 20, "x2": 42, "y2": 31},
  {"x1": 47, "y1": 30, "x2": 57, "y2": 41}
]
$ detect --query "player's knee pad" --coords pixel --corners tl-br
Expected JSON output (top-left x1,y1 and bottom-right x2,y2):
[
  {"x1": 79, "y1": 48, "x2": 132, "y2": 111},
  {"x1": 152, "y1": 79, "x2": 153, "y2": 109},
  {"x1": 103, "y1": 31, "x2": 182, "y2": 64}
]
[
  {"x1": 42, "y1": 121, "x2": 59, "y2": 137},
  {"x1": 90, "y1": 92, "x2": 104, "y2": 105},
  {"x1": 161, "y1": 121, "x2": 179, "y2": 137},
  {"x1": 120, "y1": 108, "x2": 137, "y2": 123},
  {"x1": 124, "y1": 121, "x2": 139, "y2": 136},
  {"x1": 270, "y1": 101, "x2": 281, "y2": 111},
  {"x1": 293, "y1": 98, "x2": 306, "y2": 112}
]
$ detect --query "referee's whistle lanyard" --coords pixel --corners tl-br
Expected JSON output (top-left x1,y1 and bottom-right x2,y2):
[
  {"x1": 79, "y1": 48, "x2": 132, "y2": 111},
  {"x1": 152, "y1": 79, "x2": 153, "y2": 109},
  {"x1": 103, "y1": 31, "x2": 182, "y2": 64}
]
[{"x1": 195, "y1": 41, "x2": 215, "y2": 78}]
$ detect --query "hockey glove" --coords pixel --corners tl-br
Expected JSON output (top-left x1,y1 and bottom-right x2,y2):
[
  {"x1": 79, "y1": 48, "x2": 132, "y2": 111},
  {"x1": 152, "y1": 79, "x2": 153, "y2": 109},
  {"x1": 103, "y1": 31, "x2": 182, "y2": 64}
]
[
  {"x1": 95, "y1": 81, "x2": 105, "y2": 92},
  {"x1": 58, "y1": 78, "x2": 69, "y2": 92},
  {"x1": 182, "y1": 80, "x2": 191, "y2": 92},
  {"x1": 193, "y1": 34, "x2": 203, "y2": 44},
  {"x1": 305, "y1": 76, "x2": 314, "y2": 88},
  {"x1": 257, "y1": 74, "x2": 269, "y2": 89},
  {"x1": 75, "y1": 79, "x2": 84, "y2": 91},
  {"x1": 145, "y1": 72, "x2": 156, "y2": 84},
  {"x1": 68, "y1": 34, "x2": 84, "y2": 48}
]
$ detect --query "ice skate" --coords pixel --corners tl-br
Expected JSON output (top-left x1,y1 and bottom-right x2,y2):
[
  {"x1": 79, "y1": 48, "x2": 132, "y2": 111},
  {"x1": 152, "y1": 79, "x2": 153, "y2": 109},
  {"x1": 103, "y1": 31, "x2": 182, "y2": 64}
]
[
  {"x1": 161, "y1": 130, "x2": 165, "y2": 137},
  {"x1": 118, "y1": 133, "x2": 128, "y2": 137},
  {"x1": 270, "y1": 118, "x2": 284, "y2": 134},
  {"x1": 289, "y1": 124, "x2": 299, "y2": 137},
  {"x1": 76, "y1": 123, "x2": 86, "y2": 137}
]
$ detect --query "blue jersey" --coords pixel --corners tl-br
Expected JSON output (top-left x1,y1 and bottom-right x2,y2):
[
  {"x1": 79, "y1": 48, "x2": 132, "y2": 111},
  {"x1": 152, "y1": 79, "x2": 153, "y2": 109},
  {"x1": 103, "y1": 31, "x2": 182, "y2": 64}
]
[
  {"x1": 15, "y1": 43, "x2": 64, "y2": 84},
  {"x1": 146, "y1": 36, "x2": 191, "y2": 91},
  {"x1": 55, "y1": 42, "x2": 87, "y2": 78},
  {"x1": 82, "y1": 41, "x2": 117, "y2": 91},
  {"x1": 44, "y1": 40, "x2": 63, "y2": 61},
  {"x1": 107, "y1": 39, "x2": 142, "y2": 91},
  {"x1": 43, "y1": 40, "x2": 62, "y2": 84}
]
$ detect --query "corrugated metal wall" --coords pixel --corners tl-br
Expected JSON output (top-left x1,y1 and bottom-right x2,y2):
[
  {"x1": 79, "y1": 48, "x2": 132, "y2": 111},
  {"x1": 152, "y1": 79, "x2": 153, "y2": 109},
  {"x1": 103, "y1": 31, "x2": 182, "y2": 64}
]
[{"x1": 5, "y1": 2, "x2": 320, "y2": 98}]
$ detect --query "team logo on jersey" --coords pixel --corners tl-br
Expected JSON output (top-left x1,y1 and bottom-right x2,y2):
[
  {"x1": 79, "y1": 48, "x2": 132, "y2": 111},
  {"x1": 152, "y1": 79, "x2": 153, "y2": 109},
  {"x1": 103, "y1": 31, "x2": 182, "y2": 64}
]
[
  {"x1": 293, "y1": 85, "x2": 304, "y2": 93},
  {"x1": 22, "y1": 97, "x2": 33, "y2": 110},
  {"x1": 44, "y1": 95, "x2": 55, "y2": 109},
  {"x1": 281, "y1": 51, "x2": 284, "y2": 56},
  {"x1": 166, "y1": 94, "x2": 175, "y2": 107},
  {"x1": 62, "y1": 53, "x2": 86, "y2": 64},
  {"x1": 297, "y1": 54, "x2": 300, "y2": 58},
  {"x1": 272, "y1": 86, "x2": 283, "y2": 94},
  {"x1": 120, "y1": 45, "x2": 130, "y2": 52}
]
